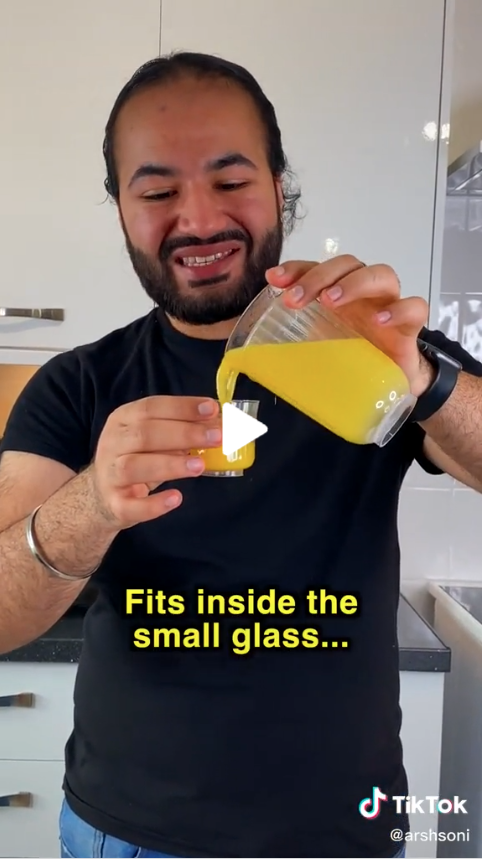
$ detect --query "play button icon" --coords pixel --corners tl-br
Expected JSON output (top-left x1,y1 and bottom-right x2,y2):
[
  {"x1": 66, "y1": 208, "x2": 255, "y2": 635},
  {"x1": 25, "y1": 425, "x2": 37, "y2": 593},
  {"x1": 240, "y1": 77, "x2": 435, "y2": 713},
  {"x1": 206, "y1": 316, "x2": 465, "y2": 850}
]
[{"x1": 222, "y1": 402, "x2": 268, "y2": 456}]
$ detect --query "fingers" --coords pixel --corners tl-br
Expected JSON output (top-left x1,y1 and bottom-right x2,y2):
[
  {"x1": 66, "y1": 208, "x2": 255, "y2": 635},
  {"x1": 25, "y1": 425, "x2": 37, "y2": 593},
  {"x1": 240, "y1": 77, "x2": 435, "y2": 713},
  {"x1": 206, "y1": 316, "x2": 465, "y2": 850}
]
[
  {"x1": 267, "y1": 256, "x2": 427, "y2": 350},
  {"x1": 110, "y1": 415, "x2": 222, "y2": 456},
  {"x1": 274, "y1": 261, "x2": 397, "y2": 311},
  {"x1": 119, "y1": 395, "x2": 219, "y2": 424},
  {"x1": 270, "y1": 256, "x2": 366, "y2": 308},
  {"x1": 92, "y1": 396, "x2": 224, "y2": 530},
  {"x1": 112, "y1": 451, "x2": 208, "y2": 489},
  {"x1": 265, "y1": 261, "x2": 320, "y2": 288},
  {"x1": 111, "y1": 487, "x2": 184, "y2": 524},
  {"x1": 102, "y1": 449, "x2": 209, "y2": 525},
  {"x1": 374, "y1": 296, "x2": 428, "y2": 337},
  {"x1": 317, "y1": 263, "x2": 400, "y2": 310}
]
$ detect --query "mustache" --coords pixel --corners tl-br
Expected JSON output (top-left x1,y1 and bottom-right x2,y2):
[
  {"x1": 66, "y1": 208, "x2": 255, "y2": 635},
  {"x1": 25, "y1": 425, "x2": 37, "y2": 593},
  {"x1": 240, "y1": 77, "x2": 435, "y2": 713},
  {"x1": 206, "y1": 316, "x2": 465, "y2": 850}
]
[{"x1": 160, "y1": 229, "x2": 251, "y2": 261}]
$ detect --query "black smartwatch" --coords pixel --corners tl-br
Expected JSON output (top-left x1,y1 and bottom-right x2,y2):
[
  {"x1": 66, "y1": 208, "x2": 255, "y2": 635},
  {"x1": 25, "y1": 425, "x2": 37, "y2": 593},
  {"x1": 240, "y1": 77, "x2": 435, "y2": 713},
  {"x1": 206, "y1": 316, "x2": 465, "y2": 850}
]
[{"x1": 410, "y1": 339, "x2": 462, "y2": 423}]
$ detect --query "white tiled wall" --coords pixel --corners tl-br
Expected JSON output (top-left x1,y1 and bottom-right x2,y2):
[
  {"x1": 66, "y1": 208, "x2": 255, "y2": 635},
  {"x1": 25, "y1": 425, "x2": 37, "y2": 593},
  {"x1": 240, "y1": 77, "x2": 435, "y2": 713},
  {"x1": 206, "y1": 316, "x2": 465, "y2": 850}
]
[
  {"x1": 400, "y1": 0, "x2": 482, "y2": 615},
  {"x1": 447, "y1": 0, "x2": 482, "y2": 163},
  {"x1": 399, "y1": 476, "x2": 482, "y2": 621}
]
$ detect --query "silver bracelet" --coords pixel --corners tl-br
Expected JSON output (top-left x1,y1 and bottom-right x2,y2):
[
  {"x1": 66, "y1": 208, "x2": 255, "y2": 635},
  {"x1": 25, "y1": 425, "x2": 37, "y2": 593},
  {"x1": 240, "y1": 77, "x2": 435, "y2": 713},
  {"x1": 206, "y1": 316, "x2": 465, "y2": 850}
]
[{"x1": 25, "y1": 504, "x2": 98, "y2": 582}]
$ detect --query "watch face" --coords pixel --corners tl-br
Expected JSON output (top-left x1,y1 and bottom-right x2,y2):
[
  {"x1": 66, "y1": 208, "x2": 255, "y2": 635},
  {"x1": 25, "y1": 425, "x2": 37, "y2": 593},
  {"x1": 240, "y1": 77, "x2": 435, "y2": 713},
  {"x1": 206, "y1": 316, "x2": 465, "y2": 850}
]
[
  {"x1": 434, "y1": 347, "x2": 462, "y2": 371},
  {"x1": 418, "y1": 340, "x2": 462, "y2": 370}
]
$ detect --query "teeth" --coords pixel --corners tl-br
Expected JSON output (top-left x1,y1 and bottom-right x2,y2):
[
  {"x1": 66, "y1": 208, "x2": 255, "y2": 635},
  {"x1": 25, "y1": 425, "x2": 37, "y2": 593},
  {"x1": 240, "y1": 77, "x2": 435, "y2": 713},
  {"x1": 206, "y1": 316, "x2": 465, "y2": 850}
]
[{"x1": 181, "y1": 250, "x2": 234, "y2": 266}]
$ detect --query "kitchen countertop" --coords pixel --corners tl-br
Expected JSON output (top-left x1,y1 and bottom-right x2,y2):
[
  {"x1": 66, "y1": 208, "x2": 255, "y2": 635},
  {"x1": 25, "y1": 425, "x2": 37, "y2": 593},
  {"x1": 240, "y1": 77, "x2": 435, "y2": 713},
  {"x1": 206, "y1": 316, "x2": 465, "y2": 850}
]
[
  {"x1": 397, "y1": 595, "x2": 450, "y2": 671},
  {"x1": 440, "y1": 584, "x2": 482, "y2": 626},
  {"x1": 0, "y1": 595, "x2": 451, "y2": 671}
]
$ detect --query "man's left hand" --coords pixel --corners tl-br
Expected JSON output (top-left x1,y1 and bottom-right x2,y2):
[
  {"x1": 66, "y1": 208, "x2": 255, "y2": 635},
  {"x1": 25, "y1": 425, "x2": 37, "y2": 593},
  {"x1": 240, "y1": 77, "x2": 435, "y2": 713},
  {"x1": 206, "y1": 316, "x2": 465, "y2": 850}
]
[{"x1": 266, "y1": 254, "x2": 434, "y2": 397}]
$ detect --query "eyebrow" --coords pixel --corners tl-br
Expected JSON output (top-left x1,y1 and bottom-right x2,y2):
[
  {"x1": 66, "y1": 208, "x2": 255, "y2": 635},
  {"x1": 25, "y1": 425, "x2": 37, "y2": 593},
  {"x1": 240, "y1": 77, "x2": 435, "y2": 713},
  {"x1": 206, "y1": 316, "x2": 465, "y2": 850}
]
[
  {"x1": 206, "y1": 152, "x2": 257, "y2": 171},
  {"x1": 128, "y1": 151, "x2": 257, "y2": 188}
]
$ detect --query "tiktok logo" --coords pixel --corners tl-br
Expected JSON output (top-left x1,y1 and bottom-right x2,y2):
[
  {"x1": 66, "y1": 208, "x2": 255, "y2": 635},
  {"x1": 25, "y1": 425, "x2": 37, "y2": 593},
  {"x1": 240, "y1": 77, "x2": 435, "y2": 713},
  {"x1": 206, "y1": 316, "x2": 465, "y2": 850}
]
[{"x1": 359, "y1": 786, "x2": 388, "y2": 819}]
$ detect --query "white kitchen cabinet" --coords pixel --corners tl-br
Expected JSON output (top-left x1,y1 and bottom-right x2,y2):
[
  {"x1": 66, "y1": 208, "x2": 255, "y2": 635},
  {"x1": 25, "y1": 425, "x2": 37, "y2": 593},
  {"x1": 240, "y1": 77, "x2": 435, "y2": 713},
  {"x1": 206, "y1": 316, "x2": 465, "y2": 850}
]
[
  {"x1": 0, "y1": 348, "x2": 63, "y2": 368},
  {"x1": 0, "y1": 760, "x2": 65, "y2": 858},
  {"x1": 400, "y1": 670, "x2": 446, "y2": 859},
  {"x1": 0, "y1": 0, "x2": 160, "y2": 352},
  {"x1": 160, "y1": 0, "x2": 449, "y2": 305},
  {"x1": 0, "y1": 663, "x2": 77, "y2": 761},
  {"x1": 0, "y1": 661, "x2": 77, "y2": 858}
]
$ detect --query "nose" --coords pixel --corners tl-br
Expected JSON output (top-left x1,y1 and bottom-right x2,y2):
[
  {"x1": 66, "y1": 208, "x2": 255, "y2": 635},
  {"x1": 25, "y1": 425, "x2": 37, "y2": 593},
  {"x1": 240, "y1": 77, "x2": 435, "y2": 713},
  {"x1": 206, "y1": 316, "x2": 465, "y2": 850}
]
[{"x1": 175, "y1": 182, "x2": 229, "y2": 237}]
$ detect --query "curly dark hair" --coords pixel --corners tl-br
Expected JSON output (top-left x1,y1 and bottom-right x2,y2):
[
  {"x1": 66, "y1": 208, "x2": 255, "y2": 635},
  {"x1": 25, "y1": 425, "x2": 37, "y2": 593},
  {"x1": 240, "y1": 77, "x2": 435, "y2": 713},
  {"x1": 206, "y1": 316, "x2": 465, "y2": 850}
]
[{"x1": 102, "y1": 51, "x2": 302, "y2": 236}]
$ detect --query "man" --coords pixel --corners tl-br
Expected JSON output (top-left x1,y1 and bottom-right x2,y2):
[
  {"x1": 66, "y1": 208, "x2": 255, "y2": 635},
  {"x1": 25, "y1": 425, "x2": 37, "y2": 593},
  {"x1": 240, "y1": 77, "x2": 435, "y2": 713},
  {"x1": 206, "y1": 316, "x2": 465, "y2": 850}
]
[{"x1": 0, "y1": 51, "x2": 481, "y2": 859}]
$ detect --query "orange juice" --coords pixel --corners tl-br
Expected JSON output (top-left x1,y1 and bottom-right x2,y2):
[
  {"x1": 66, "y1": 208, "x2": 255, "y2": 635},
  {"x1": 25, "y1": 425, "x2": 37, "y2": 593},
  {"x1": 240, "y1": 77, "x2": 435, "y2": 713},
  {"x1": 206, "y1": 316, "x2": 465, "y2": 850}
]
[
  {"x1": 189, "y1": 442, "x2": 255, "y2": 473},
  {"x1": 216, "y1": 338, "x2": 410, "y2": 445}
]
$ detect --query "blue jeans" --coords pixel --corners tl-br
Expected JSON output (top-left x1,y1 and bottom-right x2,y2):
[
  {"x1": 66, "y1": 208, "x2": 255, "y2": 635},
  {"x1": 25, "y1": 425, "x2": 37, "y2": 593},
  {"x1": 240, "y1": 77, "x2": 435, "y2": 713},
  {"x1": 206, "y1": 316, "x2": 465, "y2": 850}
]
[
  {"x1": 59, "y1": 796, "x2": 406, "y2": 857},
  {"x1": 59, "y1": 799, "x2": 175, "y2": 858}
]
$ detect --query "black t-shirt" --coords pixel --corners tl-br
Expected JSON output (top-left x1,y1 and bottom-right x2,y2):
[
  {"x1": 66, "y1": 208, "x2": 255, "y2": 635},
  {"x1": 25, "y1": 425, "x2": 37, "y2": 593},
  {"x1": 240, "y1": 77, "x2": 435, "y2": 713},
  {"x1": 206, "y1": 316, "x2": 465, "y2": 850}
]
[{"x1": 2, "y1": 310, "x2": 481, "y2": 858}]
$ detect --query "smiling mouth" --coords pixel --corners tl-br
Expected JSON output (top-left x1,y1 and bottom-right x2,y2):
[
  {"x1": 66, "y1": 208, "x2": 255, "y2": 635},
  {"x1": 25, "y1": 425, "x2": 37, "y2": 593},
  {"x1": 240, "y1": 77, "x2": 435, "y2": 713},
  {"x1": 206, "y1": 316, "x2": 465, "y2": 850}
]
[{"x1": 176, "y1": 248, "x2": 239, "y2": 267}]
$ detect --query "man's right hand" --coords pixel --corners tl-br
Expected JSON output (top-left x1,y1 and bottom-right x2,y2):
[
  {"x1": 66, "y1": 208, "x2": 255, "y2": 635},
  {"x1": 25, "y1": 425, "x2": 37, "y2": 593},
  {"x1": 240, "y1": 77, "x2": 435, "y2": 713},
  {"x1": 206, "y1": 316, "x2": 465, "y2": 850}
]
[{"x1": 89, "y1": 396, "x2": 221, "y2": 529}]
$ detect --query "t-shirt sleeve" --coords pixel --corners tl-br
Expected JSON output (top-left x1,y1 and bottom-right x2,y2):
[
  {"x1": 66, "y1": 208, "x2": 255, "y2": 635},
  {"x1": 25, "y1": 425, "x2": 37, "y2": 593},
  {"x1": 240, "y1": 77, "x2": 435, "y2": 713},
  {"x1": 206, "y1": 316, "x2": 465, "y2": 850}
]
[
  {"x1": 0, "y1": 351, "x2": 93, "y2": 474},
  {"x1": 410, "y1": 326, "x2": 482, "y2": 474}
]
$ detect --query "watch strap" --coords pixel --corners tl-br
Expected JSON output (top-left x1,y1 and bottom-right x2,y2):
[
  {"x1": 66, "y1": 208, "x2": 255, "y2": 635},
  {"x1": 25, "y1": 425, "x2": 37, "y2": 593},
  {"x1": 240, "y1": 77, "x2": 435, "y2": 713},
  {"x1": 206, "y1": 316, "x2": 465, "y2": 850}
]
[{"x1": 410, "y1": 339, "x2": 461, "y2": 423}]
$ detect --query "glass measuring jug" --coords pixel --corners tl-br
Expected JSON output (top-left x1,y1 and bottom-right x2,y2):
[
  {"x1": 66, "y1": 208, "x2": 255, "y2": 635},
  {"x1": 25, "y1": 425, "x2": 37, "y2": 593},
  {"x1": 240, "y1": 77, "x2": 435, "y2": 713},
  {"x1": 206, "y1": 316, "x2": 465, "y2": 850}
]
[{"x1": 216, "y1": 286, "x2": 417, "y2": 447}]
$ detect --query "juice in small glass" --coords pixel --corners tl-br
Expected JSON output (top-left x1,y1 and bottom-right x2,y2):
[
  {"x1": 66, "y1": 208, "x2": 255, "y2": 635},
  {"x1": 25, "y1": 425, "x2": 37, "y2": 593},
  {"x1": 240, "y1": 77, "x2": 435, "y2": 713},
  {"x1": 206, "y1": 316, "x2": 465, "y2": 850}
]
[{"x1": 190, "y1": 399, "x2": 260, "y2": 477}]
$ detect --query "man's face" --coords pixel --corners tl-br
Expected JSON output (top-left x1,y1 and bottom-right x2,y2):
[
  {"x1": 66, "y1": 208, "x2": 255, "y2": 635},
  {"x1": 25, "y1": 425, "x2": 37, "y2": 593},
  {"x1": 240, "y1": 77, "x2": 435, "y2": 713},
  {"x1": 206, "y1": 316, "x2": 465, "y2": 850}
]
[{"x1": 114, "y1": 76, "x2": 284, "y2": 327}]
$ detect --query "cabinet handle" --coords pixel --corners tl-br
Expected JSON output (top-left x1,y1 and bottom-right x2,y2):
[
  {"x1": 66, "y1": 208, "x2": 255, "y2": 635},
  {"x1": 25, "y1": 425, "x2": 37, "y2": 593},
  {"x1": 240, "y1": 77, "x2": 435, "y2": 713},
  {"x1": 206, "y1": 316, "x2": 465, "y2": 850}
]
[
  {"x1": 0, "y1": 692, "x2": 35, "y2": 708},
  {"x1": 0, "y1": 792, "x2": 33, "y2": 808},
  {"x1": 0, "y1": 308, "x2": 64, "y2": 321}
]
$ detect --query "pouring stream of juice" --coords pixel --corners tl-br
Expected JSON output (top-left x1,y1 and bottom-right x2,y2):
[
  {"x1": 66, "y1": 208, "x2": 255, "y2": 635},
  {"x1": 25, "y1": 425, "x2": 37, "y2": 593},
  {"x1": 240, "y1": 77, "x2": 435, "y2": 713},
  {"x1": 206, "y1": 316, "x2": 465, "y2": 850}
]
[{"x1": 216, "y1": 339, "x2": 410, "y2": 445}]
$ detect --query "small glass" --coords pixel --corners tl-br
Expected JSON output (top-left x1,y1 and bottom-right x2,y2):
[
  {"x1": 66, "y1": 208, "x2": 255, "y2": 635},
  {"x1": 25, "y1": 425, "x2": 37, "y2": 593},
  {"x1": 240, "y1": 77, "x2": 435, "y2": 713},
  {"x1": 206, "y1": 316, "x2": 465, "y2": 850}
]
[{"x1": 190, "y1": 399, "x2": 260, "y2": 477}]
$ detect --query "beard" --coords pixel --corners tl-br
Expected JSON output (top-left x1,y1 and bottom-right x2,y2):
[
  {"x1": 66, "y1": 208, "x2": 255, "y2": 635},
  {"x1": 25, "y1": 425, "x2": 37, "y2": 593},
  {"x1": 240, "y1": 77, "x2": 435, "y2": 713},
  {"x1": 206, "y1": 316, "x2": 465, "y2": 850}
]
[{"x1": 123, "y1": 219, "x2": 283, "y2": 327}]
